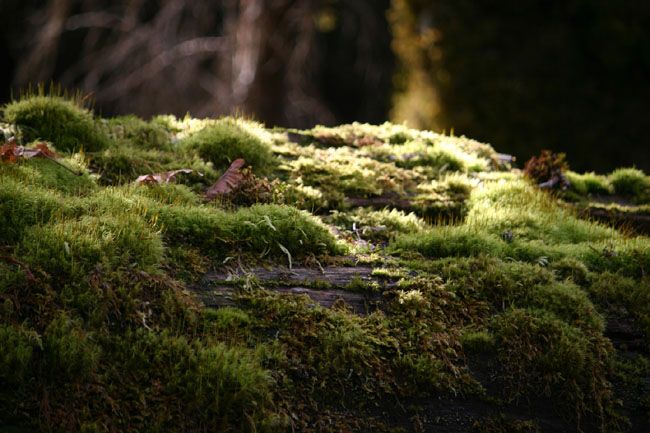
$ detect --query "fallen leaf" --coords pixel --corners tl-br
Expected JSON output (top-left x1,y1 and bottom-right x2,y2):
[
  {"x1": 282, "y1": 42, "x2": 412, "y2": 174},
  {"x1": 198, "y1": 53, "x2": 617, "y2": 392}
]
[
  {"x1": 0, "y1": 139, "x2": 18, "y2": 163},
  {"x1": 135, "y1": 169, "x2": 198, "y2": 185},
  {"x1": 205, "y1": 159, "x2": 246, "y2": 200},
  {"x1": 1, "y1": 140, "x2": 57, "y2": 163}
]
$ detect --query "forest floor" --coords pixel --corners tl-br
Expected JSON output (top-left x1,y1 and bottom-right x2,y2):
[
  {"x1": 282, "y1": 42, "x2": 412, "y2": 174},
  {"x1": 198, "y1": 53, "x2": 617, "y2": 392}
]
[{"x1": 1, "y1": 93, "x2": 650, "y2": 433}]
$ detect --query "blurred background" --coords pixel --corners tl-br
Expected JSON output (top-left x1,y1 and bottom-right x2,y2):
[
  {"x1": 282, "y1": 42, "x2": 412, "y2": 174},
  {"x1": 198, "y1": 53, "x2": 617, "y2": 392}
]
[{"x1": 1, "y1": 0, "x2": 648, "y2": 172}]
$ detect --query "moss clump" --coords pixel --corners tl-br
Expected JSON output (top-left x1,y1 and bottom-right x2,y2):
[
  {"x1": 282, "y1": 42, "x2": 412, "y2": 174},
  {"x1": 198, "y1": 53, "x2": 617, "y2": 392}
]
[
  {"x1": 0, "y1": 157, "x2": 96, "y2": 195},
  {"x1": 158, "y1": 203, "x2": 344, "y2": 260},
  {"x1": 0, "y1": 323, "x2": 40, "y2": 383},
  {"x1": 609, "y1": 168, "x2": 650, "y2": 201},
  {"x1": 2, "y1": 95, "x2": 110, "y2": 152},
  {"x1": 182, "y1": 119, "x2": 274, "y2": 172},
  {"x1": 0, "y1": 178, "x2": 64, "y2": 244},
  {"x1": 105, "y1": 115, "x2": 171, "y2": 150},
  {"x1": 90, "y1": 144, "x2": 213, "y2": 186},
  {"x1": 460, "y1": 330, "x2": 495, "y2": 354},
  {"x1": 43, "y1": 313, "x2": 101, "y2": 381},
  {"x1": 491, "y1": 308, "x2": 612, "y2": 424},
  {"x1": 565, "y1": 171, "x2": 612, "y2": 196},
  {"x1": 588, "y1": 273, "x2": 650, "y2": 342},
  {"x1": 20, "y1": 214, "x2": 163, "y2": 279},
  {"x1": 327, "y1": 207, "x2": 426, "y2": 242}
]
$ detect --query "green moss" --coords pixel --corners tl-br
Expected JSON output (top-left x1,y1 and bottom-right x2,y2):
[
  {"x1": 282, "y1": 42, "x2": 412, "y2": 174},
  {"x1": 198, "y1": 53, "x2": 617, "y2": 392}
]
[
  {"x1": 0, "y1": 323, "x2": 40, "y2": 383},
  {"x1": 460, "y1": 330, "x2": 495, "y2": 354},
  {"x1": 588, "y1": 273, "x2": 650, "y2": 342},
  {"x1": 101, "y1": 329, "x2": 280, "y2": 432},
  {"x1": 134, "y1": 183, "x2": 200, "y2": 206},
  {"x1": 158, "y1": 203, "x2": 344, "y2": 259},
  {"x1": 0, "y1": 157, "x2": 96, "y2": 195},
  {"x1": 2, "y1": 95, "x2": 110, "y2": 152},
  {"x1": 491, "y1": 308, "x2": 612, "y2": 423},
  {"x1": 527, "y1": 283, "x2": 604, "y2": 333},
  {"x1": 43, "y1": 313, "x2": 101, "y2": 381},
  {"x1": 609, "y1": 168, "x2": 650, "y2": 202},
  {"x1": 0, "y1": 178, "x2": 63, "y2": 244},
  {"x1": 90, "y1": 144, "x2": 213, "y2": 186},
  {"x1": 181, "y1": 118, "x2": 275, "y2": 173},
  {"x1": 566, "y1": 171, "x2": 612, "y2": 196},
  {"x1": 328, "y1": 207, "x2": 426, "y2": 242},
  {"x1": 393, "y1": 226, "x2": 503, "y2": 258},
  {"x1": 105, "y1": 115, "x2": 171, "y2": 150},
  {"x1": 20, "y1": 214, "x2": 163, "y2": 279},
  {"x1": 2, "y1": 112, "x2": 649, "y2": 431}
]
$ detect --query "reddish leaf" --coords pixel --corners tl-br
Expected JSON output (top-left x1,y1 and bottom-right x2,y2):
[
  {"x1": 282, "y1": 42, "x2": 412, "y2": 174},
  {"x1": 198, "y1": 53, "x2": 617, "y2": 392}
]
[
  {"x1": 0, "y1": 139, "x2": 18, "y2": 163},
  {"x1": 205, "y1": 159, "x2": 246, "y2": 200},
  {"x1": 18, "y1": 142, "x2": 58, "y2": 159},
  {"x1": 135, "y1": 169, "x2": 198, "y2": 185},
  {"x1": 1, "y1": 140, "x2": 57, "y2": 163}
]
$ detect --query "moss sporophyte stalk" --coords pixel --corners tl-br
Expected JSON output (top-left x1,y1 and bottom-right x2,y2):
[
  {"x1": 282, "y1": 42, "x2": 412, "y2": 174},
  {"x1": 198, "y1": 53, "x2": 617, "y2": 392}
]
[{"x1": 1, "y1": 93, "x2": 650, "y2": 432}]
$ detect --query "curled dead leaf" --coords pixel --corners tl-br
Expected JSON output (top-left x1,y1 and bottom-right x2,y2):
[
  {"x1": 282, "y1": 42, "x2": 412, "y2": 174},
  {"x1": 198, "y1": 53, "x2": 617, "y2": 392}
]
[
  {"x1": 135, "y1": 169, "x2": 199, "y2": 185},
  {"x1": 1, "y1": 140, "x2": 58, "y2": 163},
  {"x1": 205, "y1": 158, "x2": 246, "y2": 200}
]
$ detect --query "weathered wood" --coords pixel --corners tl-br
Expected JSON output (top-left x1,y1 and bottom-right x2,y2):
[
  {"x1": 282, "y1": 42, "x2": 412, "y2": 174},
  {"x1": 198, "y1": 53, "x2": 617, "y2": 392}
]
[
  {"x1": 582, "y1": 207, "x2": 650, "y2": 235},
  {"x1": 197, "y1": 285, "x2": 380, "y2": 314},
  {"x1": 194, "y1": 265, "x2": 394, "y2": 314},
  {"x1": 204, "y1": 265, "x2": 383, "y2": 287}
]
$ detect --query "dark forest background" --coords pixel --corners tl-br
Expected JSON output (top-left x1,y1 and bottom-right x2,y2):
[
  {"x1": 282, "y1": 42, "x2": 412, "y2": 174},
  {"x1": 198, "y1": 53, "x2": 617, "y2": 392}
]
[{"x1": 1, "y1": 0, "x2": 648, "y2": 172}]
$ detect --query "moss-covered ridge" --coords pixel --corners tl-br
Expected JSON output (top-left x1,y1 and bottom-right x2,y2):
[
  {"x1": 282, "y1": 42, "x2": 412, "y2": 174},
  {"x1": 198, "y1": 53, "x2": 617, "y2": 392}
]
[{"x1": 1, "y1": 94, "x2": 649, "y2": 432}]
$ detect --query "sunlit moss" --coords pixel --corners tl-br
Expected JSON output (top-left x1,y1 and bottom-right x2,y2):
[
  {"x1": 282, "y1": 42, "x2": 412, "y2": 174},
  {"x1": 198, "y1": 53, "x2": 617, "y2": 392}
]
[
  {"x1": 0, "y1": 156, "x2": 96, "y2": 195},
  {"x1": 327, "y1": 207, "x2": 426, "y2": 242},
  {"x1": 181, "y1": 118, "x2": 275, "y2": 173},
  {"x1": 3, "y1": 95, "x2": 110, "y2": 152},
  {"x1": 609, "y1": 167, "x2": 650, "y2": 202},
  {"x1": 105, "y1": 115, "x2": 172, "y2": 150}
]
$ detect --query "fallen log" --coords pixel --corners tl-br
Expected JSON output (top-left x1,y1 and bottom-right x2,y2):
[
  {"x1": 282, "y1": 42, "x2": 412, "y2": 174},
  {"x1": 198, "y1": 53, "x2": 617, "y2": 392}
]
[{"x1": 193, "y1": 265, "x2": 395, "y2": 314}]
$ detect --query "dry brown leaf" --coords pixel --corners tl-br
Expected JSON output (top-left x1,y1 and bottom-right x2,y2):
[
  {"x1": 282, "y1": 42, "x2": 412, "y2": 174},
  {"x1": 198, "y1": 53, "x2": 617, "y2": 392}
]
[
  {"x1": 205, "y1": 158, "x2": 246, "y2": 200},
  {"x1": 135, "y1": 169, "x2": 198, "y2": 185},
  {"x1": 1, "y1": 140, "x2": 58, "y2": 163}
]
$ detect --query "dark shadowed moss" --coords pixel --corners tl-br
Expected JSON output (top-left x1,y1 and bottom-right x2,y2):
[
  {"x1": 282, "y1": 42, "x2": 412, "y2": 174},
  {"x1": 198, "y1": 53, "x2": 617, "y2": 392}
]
[{"x1": 491, "y1": 308, "x2": 613, "y2": 426}]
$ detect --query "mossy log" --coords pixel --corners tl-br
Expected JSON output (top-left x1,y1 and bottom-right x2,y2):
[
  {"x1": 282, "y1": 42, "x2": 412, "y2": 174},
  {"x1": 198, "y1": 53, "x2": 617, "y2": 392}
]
[{"x1": 195, "y1": 266, "x2": 390, "y2": 314}]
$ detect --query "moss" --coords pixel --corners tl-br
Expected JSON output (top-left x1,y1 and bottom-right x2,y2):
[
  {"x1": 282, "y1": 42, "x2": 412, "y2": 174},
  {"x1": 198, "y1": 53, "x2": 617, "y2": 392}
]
[
  {"x1": 588, "y1": 273, "x2": 650, "y2": 341},
  {"x1": 0, "y1": 323, "x2": 40, "y2": 383},
  {"x1": 491, "y1": 308, "x2": 613, "y2": 423},
  {"x1": 43, "y1": 313, "x2": 101, "y2": 381},
  {"x1": 105, "y1": 115, "x2": 171, "y2": 150},
  {"x1": 609, "y1": 168, "x2": 650, "y2": 200},
  {"x1": 473, "y1": 415, "x2": 541, "y2": 433},
  {"x1": 393, "y1": 226, "x2": 503, "y2": 258},
  {"x1": 0, "y1": 178, "x2": 64, "y2": 244},
  {"x1": 327, "y1": 207, "x2": 426, "y2": 242},
  {"x1": 0, "y1": 157, "x2": 96, "y2": 195},
  {"x1": 460, "y1": 330, "x2": 495, "y2": 354},
  {"x1": 526, "y1": 283, "x2": 604, "y2": 333},
  {"x1": 90, "y1": 144, "x2": 214, "y2": 186},
  {"x1": 550, "y1": 257, "x2": 590, "y2": 286},
  {"x1": 134, "y1": 183, "x2": 200, "y2": 206},
  {"x1": 2, "y1": 95, "x2": 110, "y2": 152},
  {"x1": 157, "y1": 203, "x2": 345, "y2": 259},
  {"x1": 2, "y1": 111, "x2": 650, "y2": 431},
  {"x1": 566, "y1": 171, "x2": 612, "y2": 196},
  {"x1": 20, "y1": 214, "x2": 163, "y2": 279},
  {"x1": 181, "y1": 118, "x2": 275, "y2": 173}
]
